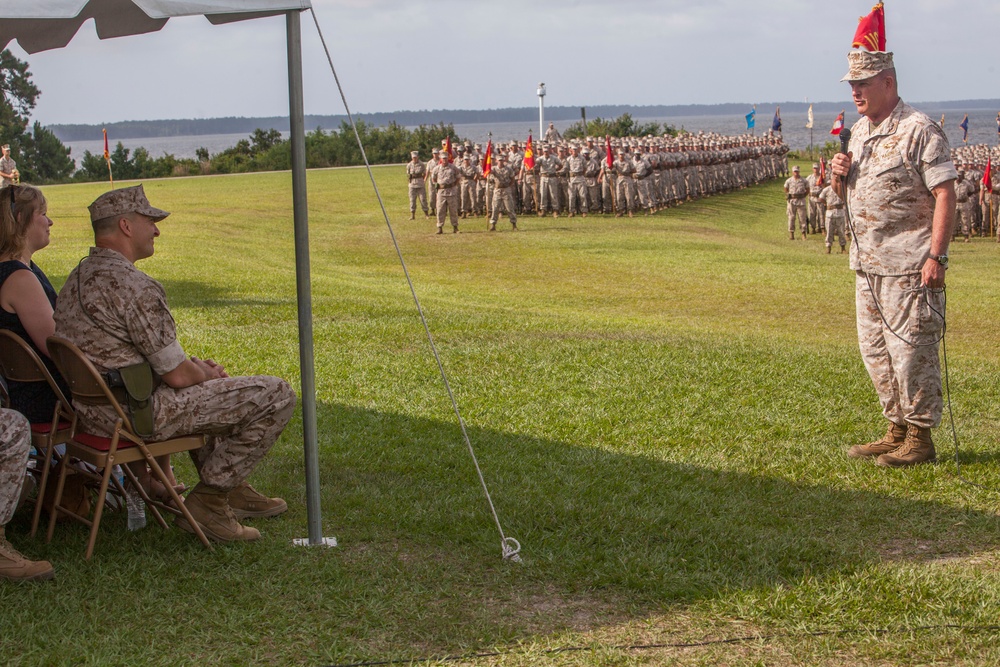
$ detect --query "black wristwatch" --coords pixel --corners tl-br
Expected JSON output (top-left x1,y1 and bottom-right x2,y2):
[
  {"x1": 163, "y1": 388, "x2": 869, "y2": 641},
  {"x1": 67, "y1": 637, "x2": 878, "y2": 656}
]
[{"x1": 929, "y1": 254, "x2": 949, "y2": 269}]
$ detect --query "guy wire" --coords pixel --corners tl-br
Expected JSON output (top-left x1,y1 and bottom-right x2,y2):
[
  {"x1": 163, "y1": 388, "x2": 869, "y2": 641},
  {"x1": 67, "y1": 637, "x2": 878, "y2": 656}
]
[{"x1": 307, "y1": 9, "x2": 520, "y2": 561}]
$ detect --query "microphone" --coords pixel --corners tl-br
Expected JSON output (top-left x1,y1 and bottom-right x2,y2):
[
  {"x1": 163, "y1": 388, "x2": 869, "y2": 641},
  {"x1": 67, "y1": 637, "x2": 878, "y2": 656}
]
[
  {"x1": 838, "y1": 128, "x2": 852, "y2": 186},
  {"x1": 839, "y1": 128, "x2": 852, "y2": 156}
]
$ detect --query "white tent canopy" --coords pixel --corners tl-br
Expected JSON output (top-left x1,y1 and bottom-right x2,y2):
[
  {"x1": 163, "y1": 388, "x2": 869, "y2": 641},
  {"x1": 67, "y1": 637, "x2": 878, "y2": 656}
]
[
  {"x1": 2, "y1": 0, "x2": 311, "y2": 53},
  {"x1": 1, "y1": 0, "x2": 328, "y2": 545}
]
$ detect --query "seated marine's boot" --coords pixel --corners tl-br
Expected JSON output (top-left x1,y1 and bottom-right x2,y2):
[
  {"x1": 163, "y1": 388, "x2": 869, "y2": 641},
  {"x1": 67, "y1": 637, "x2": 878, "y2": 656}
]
[
  {"x1": 876, "y1": 425, "x2": 937, "y2": 467},
  {"x1": 0, "y1": 528, "x2": 54, "y2": 582},
  {"x1": 228, "y1": 483, "x2": 288, "y2": 520},
  {"x1": 847, "y1": 421, "x2": 907, "y2": 459},
  {"x1": 175, "y1": 483, "x2": 260, "y2": 542}
]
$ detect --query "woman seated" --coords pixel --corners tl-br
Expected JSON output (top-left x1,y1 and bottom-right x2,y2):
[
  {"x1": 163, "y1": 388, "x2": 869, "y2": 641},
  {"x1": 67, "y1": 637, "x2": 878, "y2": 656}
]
[
  {"x1": 0, "y1": 184, "x2": 183, "y2": 501},
  {"x1": 0, "y1": 183, "x2": 65, "y2": 425}
]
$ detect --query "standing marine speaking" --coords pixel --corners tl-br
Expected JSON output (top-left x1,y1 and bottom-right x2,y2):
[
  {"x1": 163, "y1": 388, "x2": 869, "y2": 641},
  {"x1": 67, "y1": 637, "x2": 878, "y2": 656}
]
[{"x1": 831, "y1": 3, "x2": 957, "y2": 467}]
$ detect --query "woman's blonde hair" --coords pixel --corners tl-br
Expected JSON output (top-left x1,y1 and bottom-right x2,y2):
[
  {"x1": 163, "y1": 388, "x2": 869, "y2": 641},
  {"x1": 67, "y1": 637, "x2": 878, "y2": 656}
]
[{"x1": 0, "y1": 183, "x2": 46, "y2": 259}]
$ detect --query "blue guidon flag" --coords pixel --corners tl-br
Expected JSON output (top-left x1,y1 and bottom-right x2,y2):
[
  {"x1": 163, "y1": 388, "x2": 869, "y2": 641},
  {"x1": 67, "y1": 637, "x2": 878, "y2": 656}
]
[
  {"x1": 960, "y1": 114, "x2": 969, "y2": 144},
  {"x1": 772, "y1": 107, "x2": 782, "y2": 133},
  {"x1": 745, "y1": 107, "x2": 756, "y2": 130}
]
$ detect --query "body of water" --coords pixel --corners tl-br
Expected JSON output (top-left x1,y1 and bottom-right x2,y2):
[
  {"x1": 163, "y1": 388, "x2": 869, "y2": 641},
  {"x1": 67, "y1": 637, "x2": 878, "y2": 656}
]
[{"x1": 61, "y1": 106, "x2": 1000, "y2": 166}]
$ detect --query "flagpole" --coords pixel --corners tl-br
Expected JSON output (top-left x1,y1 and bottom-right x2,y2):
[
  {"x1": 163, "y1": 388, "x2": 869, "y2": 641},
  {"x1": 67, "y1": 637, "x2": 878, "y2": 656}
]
[{"x1": 485, "y1": 132, "x2": 492, "y2": 224}]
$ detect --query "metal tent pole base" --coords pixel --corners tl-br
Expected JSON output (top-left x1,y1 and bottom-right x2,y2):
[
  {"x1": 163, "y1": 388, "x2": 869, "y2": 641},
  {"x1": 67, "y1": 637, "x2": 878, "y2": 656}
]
[{"x1": 292, "y1": 537, "x2": 338, "y2": 548}]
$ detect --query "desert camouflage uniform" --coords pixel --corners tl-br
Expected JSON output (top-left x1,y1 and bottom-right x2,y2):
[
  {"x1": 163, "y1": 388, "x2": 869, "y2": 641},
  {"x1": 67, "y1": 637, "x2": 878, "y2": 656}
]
[
  {"x1": 0, "y1": 409, "x2": 30, "y2": 525},
  {"x1": 406, "y1": 159, "x2": 428, "y2": 215},
  {"x1": 537, "y1": 152, "x2": 562, "y2": 215},
  {"x1": 954, "y1": 175, "x2": 977, "y2": 240},
  {"x1": 53, "y1": 248, "x2": 296, "y2": 492},
  {"x1": 426, "y1": 156, "x2": 439, "y2": 214},
  {"x1": 584, "y1": 154, "x2": 602, "y2": 213},
  {"x1": 819, "y1": 185, "x2": 847, "y2": 250},
  {"x1": 0, "y1": 156, "x2": 16, "y2": 187},
  {"x1": 612, "y1": 156, "x2": 637, "y2": 214},
  {"x1": 458, "y1": 159, "x2": 478, "y2": 217},
  {"x1": 632, "y1": 153, "x2": 654, "y2": 213},
  {"x1": 565, "y1": 152, "x2": 588, "y2": 215},
  {"x1": 784, "y1": 174, "x2": 809, "y2": 235},
  {"x1": 806, "y1": 171, "x2": 826, "y2": 233},
  {"x1": 599, "y1": 160, "x2": 616, "y2": 213},
  {"x1": 433, "y1": 160, "x2": 461, "y2": 230},
  {"x1": 488, "y1": 162, "x2": 517, "y2": 227},
  {"x1": 845, "y1": 100, "x2": 957, "y2": 429}
]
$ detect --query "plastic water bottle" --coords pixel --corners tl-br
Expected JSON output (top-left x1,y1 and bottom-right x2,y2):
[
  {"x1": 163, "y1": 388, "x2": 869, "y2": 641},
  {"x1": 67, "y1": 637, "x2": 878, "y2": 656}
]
[{"x1": 125, "y1": 484, "x2": 146, "y2": 531}]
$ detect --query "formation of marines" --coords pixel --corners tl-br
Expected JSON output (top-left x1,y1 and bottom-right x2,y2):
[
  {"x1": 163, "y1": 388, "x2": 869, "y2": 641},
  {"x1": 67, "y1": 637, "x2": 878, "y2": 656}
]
[
  {"x1": 949, "y1": 143, "x2": 1000, "y2": 242},
  {"x1": 407, "y1": 132, "x2": 790, "y2": 231}
]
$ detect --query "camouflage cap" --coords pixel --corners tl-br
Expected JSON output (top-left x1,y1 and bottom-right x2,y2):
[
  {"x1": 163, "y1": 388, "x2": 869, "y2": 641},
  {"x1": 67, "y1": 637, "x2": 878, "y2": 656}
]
[
  {"x1": 841, "y1": 50, "x2": 894, "y2": 82},
  {"x1": 88, "y1": 184, "x2": 169, "y2": 223},
  {"x1": 410, "y1": 151, "x2": 419, "y2": 157}
]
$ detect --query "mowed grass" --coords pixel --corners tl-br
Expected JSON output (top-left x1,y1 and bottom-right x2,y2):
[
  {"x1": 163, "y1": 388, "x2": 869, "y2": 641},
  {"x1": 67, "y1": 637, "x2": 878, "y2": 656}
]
[{"x1": 3, "y1": 164, "x2": 1000, "y2": 666}]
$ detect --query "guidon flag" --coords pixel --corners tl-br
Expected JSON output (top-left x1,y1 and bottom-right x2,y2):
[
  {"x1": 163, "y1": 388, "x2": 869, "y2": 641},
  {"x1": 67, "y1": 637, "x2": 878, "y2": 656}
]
[
  {"x1": 482, "y1": 139, "x2": 493, "y2": 176},
  {"x1": 830, "y1": 110, "x2": 845, "y2": 136},
  {"x1": 523, "y1": 134, "x2": 535, "y2": 170},
  {"x1": 852, "y1": 2, "x2": 886, "y2": 52}
]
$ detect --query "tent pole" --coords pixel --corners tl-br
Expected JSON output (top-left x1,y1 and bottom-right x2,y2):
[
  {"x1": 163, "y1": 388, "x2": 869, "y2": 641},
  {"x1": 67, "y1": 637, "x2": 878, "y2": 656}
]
[{"x1": 286, "y1": 9, "x2": 326, "y2": 546}]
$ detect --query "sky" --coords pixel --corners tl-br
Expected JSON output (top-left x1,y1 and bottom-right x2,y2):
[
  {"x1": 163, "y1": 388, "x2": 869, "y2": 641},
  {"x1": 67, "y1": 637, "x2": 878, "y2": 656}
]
[{"x1": 8, "y1": 0, "x2": 1000, "y2": 127}]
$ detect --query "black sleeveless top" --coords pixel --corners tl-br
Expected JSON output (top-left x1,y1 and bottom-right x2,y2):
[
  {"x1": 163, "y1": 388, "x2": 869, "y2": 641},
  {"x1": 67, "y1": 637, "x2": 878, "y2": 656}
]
[{"x1": 0, "y1": 260, "x2": 68, "y2": 424}]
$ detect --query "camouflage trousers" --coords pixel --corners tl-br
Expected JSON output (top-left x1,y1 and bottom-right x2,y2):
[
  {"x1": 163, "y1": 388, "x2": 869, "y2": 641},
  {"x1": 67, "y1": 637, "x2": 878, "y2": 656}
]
[
  {"x1": 567, "y1": 177, "x2": 588, "y2": 214},
  {"x1": 436, "y1": 189, "x2": 459, "y2": 229},
  {"x1": 615, "y1": 177, "x2": 637, "y2": 213},
  {"x1": 856, "y1": 272, "x2": 944, "y2": 429},
  {"x1": 490, "y1": 187, "x2": 516, "y2": 225},
  {"x1": 808, "y1": 197, "x2": 825, "y2": 233},
  {"x1": 956, "y1": 201, "x2": 976, "y2": 237},
  {"x1": 521, "y1": 176, "x2": 538, "y2": 214},
  {"x1": 77, "y1": 376, "x2": 296, "y2": 492},
  {"x1": 0, "y1": 409, "x2": 31, "y2": 525},
  {"x1": 825, "y1": 211, "x2": 846, "y2": 248},
  {"x1": 408, "y1": 184, "x2": 427, "y2": 214},
  {"x1": 787, "y1": 200, "x2": 807, "y2": 233},
  {"x1": 539, "y1": 176, "x2": 560, "y2": 213}
]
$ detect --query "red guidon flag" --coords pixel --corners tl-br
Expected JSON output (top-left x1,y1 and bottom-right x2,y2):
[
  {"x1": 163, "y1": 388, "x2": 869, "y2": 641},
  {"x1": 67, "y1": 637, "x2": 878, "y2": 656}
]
[
  {"x1": 103, "y1": 128, "x2": 110, "y2": 161},
  {"x1": 605, "y1": 135, "x2": 613, "y2": 167},
  {"x1": 819, "y1": 157, "x2": 827, "y2": 184},
  {"x1": 444, "y1": 136, "x2": 453, "y2": 162},
  {"x1": 984, "y1": 158, "x2": 993, "y2": 194},
  {"x1": 830, "y1": 110, "x2": 845, "y2": 136},
  {"x1": 852, "y1": 2, "x2": 886, "y2": 52},
  {"x1": 523, "y1": 134, "x2": 535, "y2": 169},
  {"x1": 482, "y1": 139, "x2": 493, "y2": 176}
]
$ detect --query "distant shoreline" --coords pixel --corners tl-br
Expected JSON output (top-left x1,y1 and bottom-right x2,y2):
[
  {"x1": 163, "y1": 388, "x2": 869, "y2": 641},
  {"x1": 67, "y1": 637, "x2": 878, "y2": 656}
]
[{"x1": 50, "y1": 100, "x2": 1000, "y2": 142}]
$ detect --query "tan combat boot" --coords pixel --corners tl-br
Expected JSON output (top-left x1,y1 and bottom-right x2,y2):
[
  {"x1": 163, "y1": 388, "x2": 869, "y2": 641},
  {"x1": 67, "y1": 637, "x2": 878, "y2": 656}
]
[
  {"x1": 409, "y1": 212, "x2": 415, "y2": 220},
  {"x1": 876, "y1": 425, "x2": 937, "y2": 467},
  {"x1": 489, "y1": 222, "x2": 496, "y2": 231},
  {"x1": 0, "y1": 527, "x2": 54, "y2": 582},
  {"x1": 229, "y1": 483, "x2": 288, "y2": 520},
  {"x1": 175, "y1": 484, "x2": 260, "y2": 543},
  {"x1": 847, "y1": 421, "x2": 908, "y2": 459}
]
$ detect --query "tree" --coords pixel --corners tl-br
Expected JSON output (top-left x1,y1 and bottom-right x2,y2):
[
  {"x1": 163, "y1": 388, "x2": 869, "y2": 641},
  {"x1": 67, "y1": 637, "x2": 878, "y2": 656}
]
[
  {"x1": 563, "y1": 113, "x2": 676, "y2": 140},
  {"x1": 1, "y1": 49, "x2": 74, "y2": 183},
  {"x1": 0, "y1": 49, "x2": 39, "y2": 152},
  {"x1": 21, "y1": 122, "x2": 74, "y2": 183}
]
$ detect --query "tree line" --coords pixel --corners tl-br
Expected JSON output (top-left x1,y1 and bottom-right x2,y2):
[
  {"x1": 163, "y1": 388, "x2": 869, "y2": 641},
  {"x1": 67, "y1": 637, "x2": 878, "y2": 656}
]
[{"x1": 2, "y1": 49, "x2": 683, "y2": 185}]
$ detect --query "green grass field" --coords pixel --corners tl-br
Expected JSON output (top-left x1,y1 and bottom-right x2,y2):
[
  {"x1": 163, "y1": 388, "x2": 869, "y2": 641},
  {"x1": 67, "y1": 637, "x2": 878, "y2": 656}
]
[{"x1": 3, "y1": 164, "x2": 1000, "y2": 666}]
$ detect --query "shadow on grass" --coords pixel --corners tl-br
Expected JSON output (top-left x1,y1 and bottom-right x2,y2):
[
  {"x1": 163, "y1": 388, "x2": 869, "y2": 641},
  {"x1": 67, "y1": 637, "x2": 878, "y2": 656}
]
[{"x1": 5, "y1": 400, "x2": 999, "y2": 664}]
